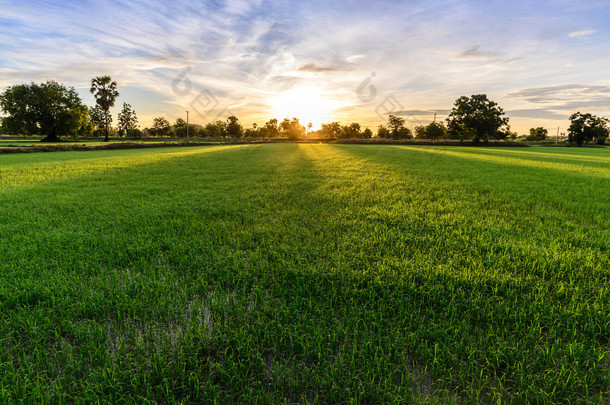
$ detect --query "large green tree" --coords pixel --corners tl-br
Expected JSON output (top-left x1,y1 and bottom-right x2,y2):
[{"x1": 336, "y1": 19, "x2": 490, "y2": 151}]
[
  {"x1": 341, "y1": 123, "x2": 362, "y2": 139},
  {"x1": 320, "y1": 122, "x2": 342, "y2": 140},
  {"x1": 0, "y1": 80, "x2": 89, "y2": 141},
  {"x1": 415, "y1": 122, "x2": 447, "y2": 140},
  {"x1": 377, "y1": 125, "x2": 390, "y2": 139},
  {"x1": 386, "y1": 115, "x2": 412, "y2": 139},
  {"x1": 153, "y1": 117, "x2": 171, "y2": 136},
  {"x1": 90, "y1": 76, "x2": 119, "y2": 142},
  {"x1": 117, "y1": 103, "x2": 138, "y2": 136},
  {"x1": 260, "y1": 119, "x2": 279, "y2": 138},
  {"x1": 89, "y1": 105, "x2": 111, "y2": 136},
  {"x1": 446, "y1": 94, "x2": 509, "y2": 141},
  {"x1": 526, "y1": 127, "x2": 548, "y2": 141},
  {"x1": 280, "y1": 118, "x2": 305, "y2": 140},
  {"x1": 203, "y1": 120, "x2": 226, "y2": 138},
  {"x1": 226, "y1": 116, "x2": 244, "y2": 138},
  {"x1": 568, "y1": 112, "x2": 609, "y2": 146}
]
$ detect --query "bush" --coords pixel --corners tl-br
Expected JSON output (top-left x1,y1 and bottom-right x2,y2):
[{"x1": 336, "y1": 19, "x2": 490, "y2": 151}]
[{"x1": 127, "y1": 128, "x2": 143, "y2": 139}]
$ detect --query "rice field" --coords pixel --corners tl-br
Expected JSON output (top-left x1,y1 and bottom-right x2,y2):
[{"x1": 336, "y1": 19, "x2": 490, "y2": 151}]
[{"x1": 0, "y1": 144, "x2": 608, "y2": 403}]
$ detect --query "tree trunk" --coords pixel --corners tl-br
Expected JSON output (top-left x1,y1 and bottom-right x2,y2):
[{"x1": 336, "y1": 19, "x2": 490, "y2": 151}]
[
  {"x1": 41, "y1": 124, "x2": 60, "y2": 142},
  {"x1": 104, "y1": 110, "x2": 109, "y2": 142},
  {"x1": 41, "y1": 134, "x2": 61, "y2": 142}
]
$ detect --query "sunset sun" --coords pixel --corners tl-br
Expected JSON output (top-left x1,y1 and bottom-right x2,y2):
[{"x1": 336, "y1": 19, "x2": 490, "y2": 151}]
[{"x1": 269, "y1": 88, "x2": 340, "y2": 130}]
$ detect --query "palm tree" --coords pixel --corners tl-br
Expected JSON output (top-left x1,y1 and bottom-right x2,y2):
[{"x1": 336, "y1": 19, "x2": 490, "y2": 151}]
[{"x1": 90, "y1": 76, "x2": 119, "y2": 142}]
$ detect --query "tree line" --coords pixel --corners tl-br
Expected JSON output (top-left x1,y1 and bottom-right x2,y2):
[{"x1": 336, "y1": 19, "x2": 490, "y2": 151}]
[{"x1": 0, "y1": 78, "x2": 607, "y2": 146}]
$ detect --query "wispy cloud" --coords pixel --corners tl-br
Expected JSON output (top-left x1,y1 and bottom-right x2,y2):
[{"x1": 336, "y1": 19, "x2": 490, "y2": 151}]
[
  {"x1": 507, "y1": 84, "x2": 610, "y2": 107},
  {"x1": 507, "y1": 109, "x2": 568, "y2": 120},
  {"x1": 1, "y1": 0, "x2": 610, "y2": 132},
  {"x1": 456, "y1": 46, "x2": 501, "y2": 61},
  {"x1": 393, "y1": 110, "x2": 451, "y2": 117},
  {"x1": 568, "y1": 29, "x2": 597, "y2": 39},
  {"x1": 297, "y1": 63, "x2": 342, "y2": 73}
]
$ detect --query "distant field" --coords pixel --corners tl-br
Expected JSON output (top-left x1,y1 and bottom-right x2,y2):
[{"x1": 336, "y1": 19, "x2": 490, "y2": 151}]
[{"x1": 0, "y1": 144, "x2": 608, "y2": 403}]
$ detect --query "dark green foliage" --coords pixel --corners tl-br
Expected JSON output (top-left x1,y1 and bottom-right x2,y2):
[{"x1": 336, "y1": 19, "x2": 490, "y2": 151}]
[
  {"x1": 415, "y1": 122, "x2": 448, "y2": 140},
  {"x1": 526, "y1": 127, "x2": 548, "y2": 141},
  {"x1": 447, "y1": 94, "x2": 509, "y2": 141},
  {"x1": 153, "y1": 117, "x2": 171, "y2": 137},
  {"x1": 568, "y1": 112, "x2": 609, "y2": 146},
  {"x1": 340, "y1": 122, "x2": 362, "y2": 139},
  {"x1": 259, "y1": 119, "x2": 279, "y2": 138},
  {"x1": 321, "y1": 122, "x2": 342, "y2": 140},
  {"x1": 387, "y1": 115, "x2": 413, "y2": 139},
  {"x1": 89, "y1": 104, "x2": 111, "y2": 137},
  {"x1": 0, "y1": 81, "x2": 89, "y2": 141},
  {"x1": 126, "y1": 128, "x2": 143, "y2": 138},
  {"x1": 201, "y1": 120, "x2": 226, "y2": 138},
  {"x1": 117, "y1": 103, "x2": 138, "y2": 136},
  {"x1": 279, "y1": 117, "x2": 305, "y2": 140},
  {"x1": 173, "y1": 118, "x2": 187, "y2": 137},
  {"x1": 90, "y1": 76, "x2": 119, "y2": 142},
  {"x1": 226, "y1": 116, "x2": 243, "y2": 138},
  {"x1": 377, "y1": 124, "x2": 391, "y2": 138}
]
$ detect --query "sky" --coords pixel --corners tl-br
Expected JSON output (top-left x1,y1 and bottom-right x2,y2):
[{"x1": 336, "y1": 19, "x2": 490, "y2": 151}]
[{"x1": 2, "y1": 0, "x2": 610, "y2": 134}]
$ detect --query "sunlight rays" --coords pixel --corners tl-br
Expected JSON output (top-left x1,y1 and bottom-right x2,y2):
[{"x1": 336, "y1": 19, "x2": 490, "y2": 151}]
[{"x1": 268, "y1": 88, "x2": 343, "y2": 130}]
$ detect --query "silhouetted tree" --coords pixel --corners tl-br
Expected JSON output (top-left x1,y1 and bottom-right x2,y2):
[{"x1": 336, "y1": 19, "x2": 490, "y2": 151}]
[
  {"x1": 153, "y1": 117, "x2": 171, "y2": 136},
  {"x1": 415, "y1": 122, "x2": 447, "y2": 140},
  {"x1": 386, "y1": 115, "x2": 412, "y2": 139},
  {"x1": 260, "y1": 119, "x2": 279, "y2": 138},
  {"x1": 568, "y1": 112, "x2": 609, "y2": 146},
  {"x1": 0, "y1": 81, "x2": 89, "y2": 141},
  {"x1": 387, "y1": 115, "x2": 404, "y2": 137},
  {"x1": 341, "y1": 122, "x2": 362, "y2": 139},
  {"x1": 526, "y1": 127, "x2": 548, "y2": 141},
  {"x1": 174, "y1": 118, "x2": 187, "y2": 137},
  {"x1": 90, "y1": 76, "x2": 119, "y2": 142},
  {"x1": 204, "y1": 120, "x2": 226, "y2": 137},
  {"x1": 89, "y1": 105, "x2": 110, "y2": 136},
  {"x1": 244, "y1": 128, "x2": 257, "y2": 137},
  {"x1": 377, "y1": 125, "x2": 390, "y2": 138},
  {"x1": 446, "y1": 94, "x2": 509, "y2": 141},
  {"x1": 320, "y1": 122, "x2": 342, "y2": 140},
  {"x1": 226, "y1": 116, "x2": 243, "y2": 138},
  {"x1": 280, "y1": 117, "x2": 305, "y2": 140},
  {"x1": 117, "y1": 103, "x2": 138, "y2": 136}
]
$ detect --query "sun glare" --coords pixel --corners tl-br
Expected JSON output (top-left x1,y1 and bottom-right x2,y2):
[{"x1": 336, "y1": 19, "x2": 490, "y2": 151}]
[{"x1": 268, "y1": 88, "x2": 340, "y2": 130}]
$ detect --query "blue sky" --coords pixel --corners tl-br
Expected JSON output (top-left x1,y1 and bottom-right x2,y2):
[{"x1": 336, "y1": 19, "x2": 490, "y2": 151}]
[{"x1": 2, "y1": 0, "x2": 610, "y2": 133}]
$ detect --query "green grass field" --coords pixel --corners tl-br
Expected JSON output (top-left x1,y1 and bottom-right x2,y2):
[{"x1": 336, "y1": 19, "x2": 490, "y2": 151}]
[
  {"x1": 0, "y1": 139, "x2": 183, "y2": 148},
  {"x1": 0, "y1": 144, "x2": 608, "y2": 403}
]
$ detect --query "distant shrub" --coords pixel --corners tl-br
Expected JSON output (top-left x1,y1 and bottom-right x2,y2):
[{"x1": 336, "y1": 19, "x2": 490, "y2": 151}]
[{"x1": 127, "y1": 128, "x2": 143, "y2": 139}]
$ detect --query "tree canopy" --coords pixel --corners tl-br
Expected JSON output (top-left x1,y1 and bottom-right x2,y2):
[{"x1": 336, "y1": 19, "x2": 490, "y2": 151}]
[
  {"x1": 280, "y1": 118, "x2": 305, "y2": 140},
  {"x1": 377, "y1": 115, "x2": 411, "y2": 139},
  {"x1": 415, "y1": 122, "x2": 447, "y2": 140},
  {"x1": 320, "y1": 122, "x2": 342, "y2": 140},
  {"x1": 226, "y1": 116, "x2": 244, "y2": 138},
  {"x1": 446, "y1": 94, "x2": 509, "y2": 141},
  {"x1": 526, "y1": 127, "x2": 548, "y2": 141},
  {"x1": 117, "y1": 103, "x2": 138, "y2": 136},
  {"x1": 568, "y1": 112, "x2": 609, "y2": 146},
  {"x1": 90, "y1": 76, "x2": 119, "y2": 142},
  {"x1": 0, "y1": 80, "x2": 89, "y2": 141},
  {"x1": 89, "y1": 105, "x2": 111, "y2": 135}
]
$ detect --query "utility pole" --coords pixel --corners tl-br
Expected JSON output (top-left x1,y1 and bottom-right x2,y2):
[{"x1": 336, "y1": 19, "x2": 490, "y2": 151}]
[
  {"x1": 186, "y1": 110, "x2": 189, "y2": 139},
  {"x1": 556, "y1": 126, "x2": 559, "y2": 144},
  {"x1": 433, "y1": 113, "x2": 437, "y2": 123}
]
